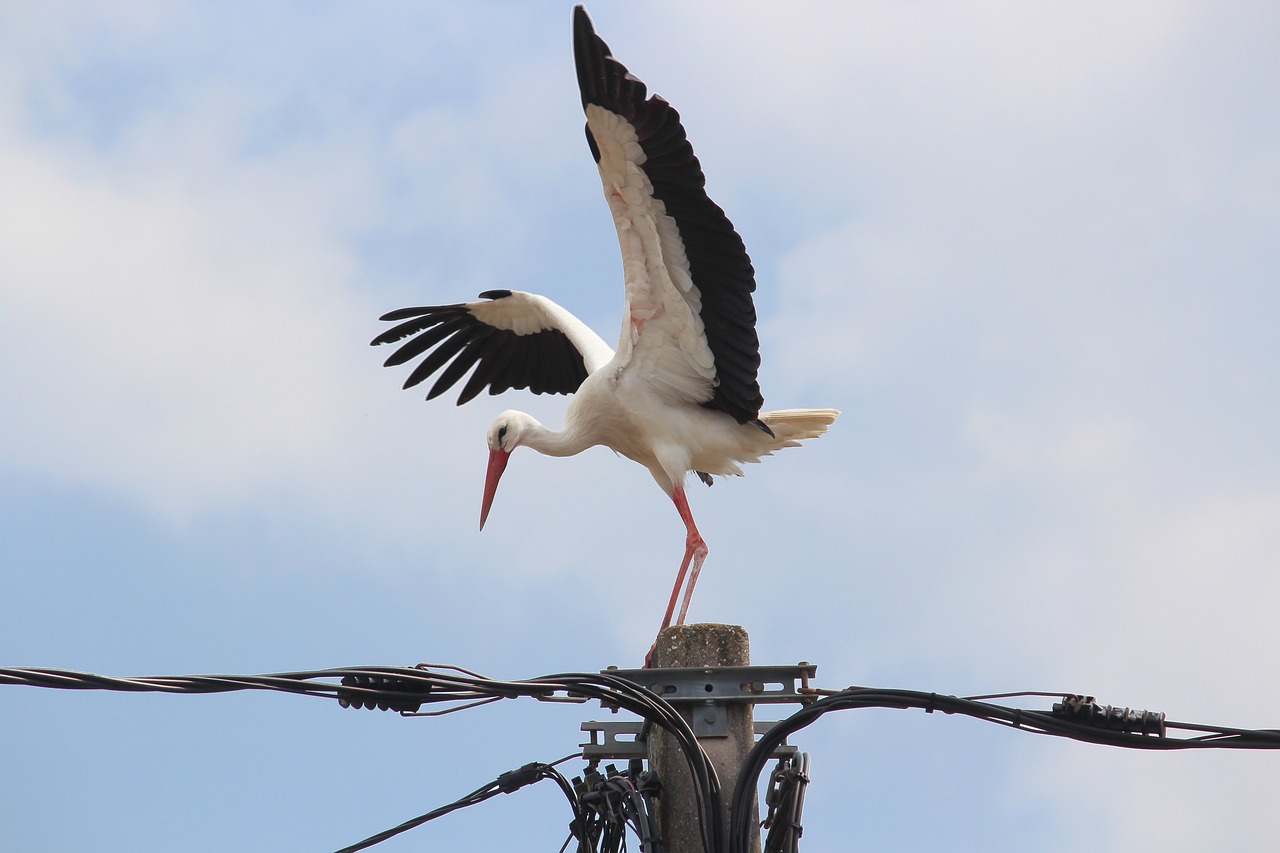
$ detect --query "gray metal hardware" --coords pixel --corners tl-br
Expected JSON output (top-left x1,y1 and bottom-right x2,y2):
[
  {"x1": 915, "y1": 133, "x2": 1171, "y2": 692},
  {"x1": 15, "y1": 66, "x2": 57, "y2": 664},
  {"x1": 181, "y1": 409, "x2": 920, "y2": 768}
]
[
  {"x1": 581, "y1": 720, "x2": 799, "y2": 759},
  {"x1": 605, "y1": 663, "x2": 818, "y2": 707}
]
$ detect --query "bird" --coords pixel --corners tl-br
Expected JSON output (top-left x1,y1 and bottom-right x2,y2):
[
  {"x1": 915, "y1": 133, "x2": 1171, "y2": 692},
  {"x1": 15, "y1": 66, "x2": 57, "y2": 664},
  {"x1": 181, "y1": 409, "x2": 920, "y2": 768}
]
[{"x1": 372, "y1": 5, "x2": 838, "y2": 646}]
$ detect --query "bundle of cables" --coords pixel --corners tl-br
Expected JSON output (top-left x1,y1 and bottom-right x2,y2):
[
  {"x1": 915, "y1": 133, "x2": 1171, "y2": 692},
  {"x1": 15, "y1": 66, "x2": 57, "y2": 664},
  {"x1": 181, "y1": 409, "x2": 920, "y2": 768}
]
[
  {"x1": 11, "y1": 668, "x2": 1280, "y2": 852},
  {"x1": 575, "y1": 760, "x2": 663, "y2": 853},
  {"x1": 335, "y1": 756, "x2": 666, "y2": 853},
  {"x1": 728, "y1": 687, "x2": 1280, "y2": 853},
  {"x1": 1, "y1": 665, "x2": 724, "y2": 852},
  {"x1": 761, "y1": 753, "x2": 810, "y2": 853}
]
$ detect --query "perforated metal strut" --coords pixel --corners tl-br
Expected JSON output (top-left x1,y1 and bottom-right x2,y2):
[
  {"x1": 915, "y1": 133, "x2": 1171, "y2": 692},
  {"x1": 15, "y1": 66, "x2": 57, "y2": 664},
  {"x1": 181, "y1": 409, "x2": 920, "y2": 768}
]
[{"x1": 582, "y1": 662, "x2": 818, "y2": 759}]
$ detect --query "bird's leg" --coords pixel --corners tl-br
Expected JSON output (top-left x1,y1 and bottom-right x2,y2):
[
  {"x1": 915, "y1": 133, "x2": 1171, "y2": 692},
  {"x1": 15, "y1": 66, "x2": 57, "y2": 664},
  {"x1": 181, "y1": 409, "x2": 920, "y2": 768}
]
[
  {"x1": 660, "y1": 484, "x2": 708, "y2": 630},
  {"x1": 647, "y1": 485, "x2": 709, "y2": 667},
  {"x1": 675, "y1": 542, "x2": 707, "y2": 626},
  {"x1": 658, "y1": 551, "x2": 691, "y2": 635}
]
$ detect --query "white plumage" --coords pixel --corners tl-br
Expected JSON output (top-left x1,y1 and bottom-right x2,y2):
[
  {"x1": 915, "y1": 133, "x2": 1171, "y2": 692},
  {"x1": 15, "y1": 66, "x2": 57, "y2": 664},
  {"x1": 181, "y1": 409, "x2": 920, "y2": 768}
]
[{"x1": 373, "y1": 6, "x2": 838, "y2": 647}]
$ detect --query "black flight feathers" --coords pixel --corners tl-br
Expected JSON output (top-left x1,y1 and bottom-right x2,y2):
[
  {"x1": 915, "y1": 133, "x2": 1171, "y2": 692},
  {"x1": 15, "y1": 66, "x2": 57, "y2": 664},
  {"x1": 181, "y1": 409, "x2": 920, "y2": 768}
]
[{"x1": 371, "y1": 292, "x2": 589, "y2": 404}]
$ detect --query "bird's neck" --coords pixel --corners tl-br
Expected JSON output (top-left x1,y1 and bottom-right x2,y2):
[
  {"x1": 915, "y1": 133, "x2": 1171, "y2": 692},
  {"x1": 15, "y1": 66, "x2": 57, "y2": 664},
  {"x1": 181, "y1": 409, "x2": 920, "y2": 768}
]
[{"x1": 522, "y1": 421, "x2": 594, "y2": 459}]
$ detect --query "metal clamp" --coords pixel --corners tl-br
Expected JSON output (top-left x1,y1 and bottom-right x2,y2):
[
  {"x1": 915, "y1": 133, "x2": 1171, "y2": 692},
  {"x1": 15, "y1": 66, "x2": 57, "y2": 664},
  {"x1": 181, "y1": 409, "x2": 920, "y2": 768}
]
[
  {"x1": 586, "y1": 661, "x2": 819, "y2": 744},
  {"x1": 581, "y1": 720, "x2": 800, "y2": 760},
  {"x1": 606, "y1": 662, "x2": 817, "y2": 706}
]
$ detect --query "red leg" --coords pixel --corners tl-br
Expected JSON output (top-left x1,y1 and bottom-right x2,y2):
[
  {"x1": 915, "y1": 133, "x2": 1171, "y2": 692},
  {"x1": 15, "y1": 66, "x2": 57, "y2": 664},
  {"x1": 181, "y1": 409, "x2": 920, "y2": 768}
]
[
  {"x1": 659, "y1": 549, "x2": 693, "y2": 633},
  {"x1": 676, "y1": 543, "x2": 706, "y2": 626},
  {"x1": 666, "y1": 484, "x2": 708, "y2": 627},
  {"x1": 647, "y1": 485, "x2": 710, "y2": 667}
]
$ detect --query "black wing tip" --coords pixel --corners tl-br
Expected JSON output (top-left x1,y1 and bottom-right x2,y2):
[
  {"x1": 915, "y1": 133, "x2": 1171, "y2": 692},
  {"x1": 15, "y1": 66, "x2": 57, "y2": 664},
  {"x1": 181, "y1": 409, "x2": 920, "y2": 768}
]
[
  {"x1": 371, "y1": 305, "x2": 452, "y2": 346},
  {"x1": 573, "y1": 5, "x2": 597, "y2": 50},
  {"x1": 477, "y1": 289, "x2": 513, "y2": 301},
  {"x1": 377, "y1": 306, "x2": 427, "y2": 323},
  {"x1": 573, "y1": 4, "x2": 622, "y2": 112},
  {"x1": 371, "y1": 320, "x2": 414, "y2": 347}
]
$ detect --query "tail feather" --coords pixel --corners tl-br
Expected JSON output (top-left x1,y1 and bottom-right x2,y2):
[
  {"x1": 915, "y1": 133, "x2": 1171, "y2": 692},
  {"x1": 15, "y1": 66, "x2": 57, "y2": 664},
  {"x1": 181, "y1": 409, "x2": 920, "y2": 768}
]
[{"x1": 759, "y1": 408, "x2": 840, "y2": 449}]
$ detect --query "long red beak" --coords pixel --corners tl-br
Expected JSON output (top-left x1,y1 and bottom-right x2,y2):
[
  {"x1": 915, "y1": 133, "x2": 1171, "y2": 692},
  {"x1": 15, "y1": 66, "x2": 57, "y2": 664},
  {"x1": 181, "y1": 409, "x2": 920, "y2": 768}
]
[{"x1": 480, "y1": 448, "x2": 510, "y2": 531}]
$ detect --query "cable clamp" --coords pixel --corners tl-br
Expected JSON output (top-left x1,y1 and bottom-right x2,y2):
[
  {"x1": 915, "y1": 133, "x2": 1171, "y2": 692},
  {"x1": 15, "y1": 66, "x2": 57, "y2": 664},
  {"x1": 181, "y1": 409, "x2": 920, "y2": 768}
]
[
  {"x1": 337, "y1": 673, "x2": 429, "y2": 713},
  {"x1": 1052, "y1": 694, "x2": 1167, "y2": 736},
  {"x1": 497, "y1": 762, "x2": 544, "y2": 793}
]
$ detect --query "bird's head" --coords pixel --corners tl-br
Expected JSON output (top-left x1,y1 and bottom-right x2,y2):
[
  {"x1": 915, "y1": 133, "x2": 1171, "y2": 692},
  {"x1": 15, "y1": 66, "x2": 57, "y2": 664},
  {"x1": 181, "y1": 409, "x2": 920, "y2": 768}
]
[{"x1": 480, "y1": 411, "x2": 540, "y2": 531}]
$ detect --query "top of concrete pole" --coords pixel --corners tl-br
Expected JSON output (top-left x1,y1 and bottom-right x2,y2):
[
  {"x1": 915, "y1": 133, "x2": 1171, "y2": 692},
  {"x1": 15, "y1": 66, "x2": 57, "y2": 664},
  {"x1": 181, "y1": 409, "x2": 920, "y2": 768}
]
[
  {"x1": 653, "y1": 623, "x2": 750, "y2": 668},
  {"x1": 648, "y1": 623, "x2": 758, "y2": 853}
]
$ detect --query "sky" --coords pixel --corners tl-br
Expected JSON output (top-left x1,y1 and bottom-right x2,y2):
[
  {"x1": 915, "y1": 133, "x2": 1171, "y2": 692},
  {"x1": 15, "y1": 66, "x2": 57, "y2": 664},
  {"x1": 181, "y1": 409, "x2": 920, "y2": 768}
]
[{"x1": 2, "y1": 1, "x2": 1278, "y2": 850}]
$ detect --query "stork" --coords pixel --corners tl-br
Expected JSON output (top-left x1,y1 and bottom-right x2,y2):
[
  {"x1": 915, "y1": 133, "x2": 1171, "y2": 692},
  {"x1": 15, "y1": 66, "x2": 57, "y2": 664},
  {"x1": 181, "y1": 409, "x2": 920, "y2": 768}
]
[{"x1": 372, "y1": 5, "x2": 838, "y2": 644}]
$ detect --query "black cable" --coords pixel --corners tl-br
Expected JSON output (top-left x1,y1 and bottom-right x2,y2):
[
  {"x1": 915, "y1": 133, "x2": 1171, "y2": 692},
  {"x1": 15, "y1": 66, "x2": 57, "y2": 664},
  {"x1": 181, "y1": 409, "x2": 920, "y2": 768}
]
[
  {"x1": 761, "y1": 752, "x2": 809, "y2": 853},
  {"x1": 334, "y1": 757, "x2": 585, "y2": 853},
  {"x1": 629, "y1": 762, "x2": 663, "y2": 853},
  {"x1": 542, "y1": 671, "x2": 723, "y2": 852},
  {"x1": 577, "y1": 761, "x2": 663, "y2": 853},
  {"x1": 19, "y1": 667, "x2": 1278, "y2": 851},
  {"x1": 334, "y1": 778, "x2": 502, "y2": 853},
  {"x1": 729, "y1": 688, "x2": 1280, "y2": 853},
  {"x1": 2, "y1": 666, "x2": 722, "y2": 851}
]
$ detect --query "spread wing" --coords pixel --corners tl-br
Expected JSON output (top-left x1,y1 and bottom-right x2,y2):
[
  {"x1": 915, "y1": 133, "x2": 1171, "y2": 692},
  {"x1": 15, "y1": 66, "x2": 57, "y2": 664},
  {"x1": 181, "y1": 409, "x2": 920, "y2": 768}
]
[
  {"x1": 573, "y1": 5, "x2": 764, "y2": 425},
  {"x1": 371, "y1": 289, "x2": 614, "y2": 404}
]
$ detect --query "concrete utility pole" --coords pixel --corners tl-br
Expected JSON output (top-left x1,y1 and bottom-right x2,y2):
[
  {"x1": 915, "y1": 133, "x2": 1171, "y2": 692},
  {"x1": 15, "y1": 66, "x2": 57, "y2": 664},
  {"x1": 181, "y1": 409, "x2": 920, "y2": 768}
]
[
  {"x1": 590, "y1": 625, "x2": 813, "y2": 850},
  {"x1": 647, "y1": 624, "x2": 761, "y2": 853}
]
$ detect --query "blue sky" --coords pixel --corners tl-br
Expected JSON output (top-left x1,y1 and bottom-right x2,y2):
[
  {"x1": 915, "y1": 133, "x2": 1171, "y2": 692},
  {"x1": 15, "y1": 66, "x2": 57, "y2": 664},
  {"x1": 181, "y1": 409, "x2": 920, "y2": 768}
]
[{"x1": 2, "y1": 1, "x2": 1278, "y2": 850}]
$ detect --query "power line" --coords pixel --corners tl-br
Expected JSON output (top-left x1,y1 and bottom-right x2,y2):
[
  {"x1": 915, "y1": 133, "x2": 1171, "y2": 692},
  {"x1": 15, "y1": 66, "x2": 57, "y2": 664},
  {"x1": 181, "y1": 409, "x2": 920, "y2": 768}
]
[
  {"x1": 1, "y1": 665, "x2": 725, "y2": 852},
  {"x1": 334, "y1": 755, "x2": 584, "y2": 853},
  {"x1": 6, "y1": 666, "x2": 1280, "y2": 853},
  {"x1": 728, "y1": 687, "x2": 1280, "y2": 853}
]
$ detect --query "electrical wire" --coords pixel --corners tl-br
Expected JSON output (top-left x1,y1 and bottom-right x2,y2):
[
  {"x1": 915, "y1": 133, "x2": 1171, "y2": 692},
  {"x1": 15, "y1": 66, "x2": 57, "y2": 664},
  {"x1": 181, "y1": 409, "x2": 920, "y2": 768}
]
[
  {"x1": 12, "y1": 667, "x2": 1280, "y2": 853},
  {"x1": 334, "y1": 755, "x2": 584, "y2": 853},
  {"x1": 761, "y1": 752, "x2": 809, "y2": 853},
  {"x1": 729, "y1": 687, "x2": 1280, "y2": 853},
  {"x1": 334, "y1": 777, "x2": 502, "y2": 853},
  {"x1": 544, "y1": 670, "x2": 722, "y2": 852},
  {"x1": 576, "y1": 760, "x2": 663, "y2": 853},
  {"x1": 2, "y1": 666, "x2": 723, "y2": 851}
]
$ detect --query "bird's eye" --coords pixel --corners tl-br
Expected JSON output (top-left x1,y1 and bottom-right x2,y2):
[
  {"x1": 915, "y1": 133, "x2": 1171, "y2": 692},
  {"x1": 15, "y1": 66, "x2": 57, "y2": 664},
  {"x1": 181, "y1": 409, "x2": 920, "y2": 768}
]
[{"x1": 498, "y1": 425, "x2": 508, "y2": 444}]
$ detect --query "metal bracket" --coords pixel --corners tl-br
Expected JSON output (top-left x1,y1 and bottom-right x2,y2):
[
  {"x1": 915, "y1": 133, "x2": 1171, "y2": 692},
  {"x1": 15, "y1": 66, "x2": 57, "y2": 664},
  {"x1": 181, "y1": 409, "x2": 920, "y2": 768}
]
[
  {"x1": 607, "y1": 662, "x2": 817, "y2": 706},
  {"x1": 582, "y1": 720, "x2": 799, "y2": 760},
  {"x1": 605, "y1": 662, "x2": 817, "y2": 736},
  {"x1": 590, "y1": 661, "x2": 819, "y2": 740},
  {"x1": 580, "y1": 720, "x2": 649, "y2": 759}
]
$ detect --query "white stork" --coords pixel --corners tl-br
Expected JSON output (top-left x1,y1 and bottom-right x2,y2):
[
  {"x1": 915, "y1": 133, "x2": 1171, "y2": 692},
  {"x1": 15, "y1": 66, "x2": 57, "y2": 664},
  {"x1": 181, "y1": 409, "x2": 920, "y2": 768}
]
[{"x1": 372, "y1": 5, "x2": 838, "y2": 642}]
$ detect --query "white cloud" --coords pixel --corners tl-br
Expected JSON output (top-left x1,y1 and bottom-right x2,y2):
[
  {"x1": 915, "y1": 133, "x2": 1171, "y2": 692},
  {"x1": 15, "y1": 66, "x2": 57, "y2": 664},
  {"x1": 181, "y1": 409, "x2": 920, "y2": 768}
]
[
  {"x1": 2, "y1": 4, "x2": 1279, "y2": 849},
  {"x1": 0, "y1": 131, "x2": 366, "y2": 516},
  {"x1": 0, "y1": 2, "x2": 583, "y2": 534}
]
